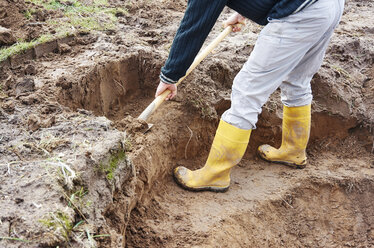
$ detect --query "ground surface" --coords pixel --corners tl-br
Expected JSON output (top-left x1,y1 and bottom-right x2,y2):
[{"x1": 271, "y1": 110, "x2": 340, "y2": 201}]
[{"x1": 0, "y1": 0, "x2": 373, "y2": 247}]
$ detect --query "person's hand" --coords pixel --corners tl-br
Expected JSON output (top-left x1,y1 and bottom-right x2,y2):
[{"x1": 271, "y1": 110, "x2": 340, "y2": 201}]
[
  {"x1": 155, "y1": 81, "x2": 177, "y2": 100},
  {"x1": 223, "y1": 12, "x2": 246, "y2": 32}
]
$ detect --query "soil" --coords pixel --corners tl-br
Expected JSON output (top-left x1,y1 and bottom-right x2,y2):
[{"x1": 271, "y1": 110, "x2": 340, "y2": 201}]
[
  {"x1": 1, "y1": 0, "x2": 374, "y2": 247},
  {"x1": 0, "y1": 0, "x2": 60, "y2": 44}
]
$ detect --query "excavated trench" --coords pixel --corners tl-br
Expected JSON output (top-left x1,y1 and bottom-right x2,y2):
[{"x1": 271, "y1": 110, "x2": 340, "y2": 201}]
[
  {"x1": 57, "y1": 53, "x2": 374, "y2": 247},
  {"x1": 58, "y1": 52, "x2": 160, "y2": 120},
  {"x1": 125, "y1": 177, "x2": 374, "y2": 247}
]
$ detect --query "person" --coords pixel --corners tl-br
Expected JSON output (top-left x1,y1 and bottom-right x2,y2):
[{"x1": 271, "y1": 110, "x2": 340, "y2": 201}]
[{"x1": 155, "y1": 0, "x2": 345, "y2": 192}]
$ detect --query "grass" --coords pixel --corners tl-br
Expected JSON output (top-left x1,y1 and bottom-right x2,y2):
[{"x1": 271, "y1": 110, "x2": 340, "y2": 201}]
[
  {"x1": 0, "y1": 34, "x2": 56, "y2": 62},
  {"x1": 0, "y1": 237, "x2": 30, "y2": 243},
  {"x1": 68, "y1": 187, "x2": 87, "y2": 207},
  {"x1": 0, "y1": 0, "x2": 127, "y2": 62},
  {"x1": 67, "y1": 186, "x2": 92, "y2": 214},
  {"x1": 39, "y1": 210, "x2": 110, "y2": 245},
  {"x1": 39, "y1": 211, "x2": 74, "y2": 242},
  {"x1": 28, "y1": 0, "x2": 126, "y2": 32},
  {"x1": 0, "y1": 40, "x2": 36, "y2": 62}
]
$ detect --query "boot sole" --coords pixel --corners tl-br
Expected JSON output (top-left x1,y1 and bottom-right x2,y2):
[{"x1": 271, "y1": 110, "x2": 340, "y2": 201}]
[
  {"x1": 257, "y1": 150, "x2": 306, "y2": 169},
  {"x1": 173, "y1": 172, "x2": 229, "y2": 193}
]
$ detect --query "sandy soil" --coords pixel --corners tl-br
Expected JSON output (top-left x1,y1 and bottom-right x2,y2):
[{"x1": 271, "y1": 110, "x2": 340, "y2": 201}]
[{"x1": 0, "y1": 0, "x2": 373, "y2": 247}]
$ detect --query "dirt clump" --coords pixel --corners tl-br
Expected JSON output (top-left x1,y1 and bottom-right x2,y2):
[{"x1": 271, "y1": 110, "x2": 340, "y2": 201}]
[{"x1": 0, "y1": 26, "x2": 16, "y2": 46}]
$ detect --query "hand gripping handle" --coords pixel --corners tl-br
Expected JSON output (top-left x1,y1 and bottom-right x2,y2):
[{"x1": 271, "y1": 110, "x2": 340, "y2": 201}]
[{"x1": 138, "y1": 25, "x2": 239, "y2": 121}]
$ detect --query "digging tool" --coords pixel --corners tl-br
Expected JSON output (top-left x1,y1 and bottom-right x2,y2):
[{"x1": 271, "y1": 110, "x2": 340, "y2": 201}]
[{"x1": 137, "y1": 24, "x2": 240, "y2": 122}]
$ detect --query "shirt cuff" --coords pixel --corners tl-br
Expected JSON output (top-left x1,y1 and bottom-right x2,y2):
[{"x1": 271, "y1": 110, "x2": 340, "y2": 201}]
[{"x1": 160, "y1": 72, "x2": 178, "y2": 84}]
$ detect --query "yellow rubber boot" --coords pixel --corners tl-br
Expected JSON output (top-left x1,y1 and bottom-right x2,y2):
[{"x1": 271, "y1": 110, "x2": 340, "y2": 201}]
[
  {"x1": 258, "y1": 104, "x2": 311, "y2": 169},
  {"x1": 174, "y1": 120, "x2": 251, "y2": 192}
]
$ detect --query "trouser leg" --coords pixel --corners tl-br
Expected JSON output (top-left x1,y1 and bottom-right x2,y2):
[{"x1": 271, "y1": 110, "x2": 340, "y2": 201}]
[
  {"x1": 280, "y1": 0, "x2": 345, "y2": 107},
  {"x1": 222, "y1": 0, "x2": 345, "y2": 130}
]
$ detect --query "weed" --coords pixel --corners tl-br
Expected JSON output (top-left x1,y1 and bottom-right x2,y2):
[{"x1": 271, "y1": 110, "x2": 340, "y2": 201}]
[
  {"x1": 68, "y1": 186, "x2": 88, "y2": 210},
  {"x1": 39, "y1": 211, "x2": 74, "y2": 242}
]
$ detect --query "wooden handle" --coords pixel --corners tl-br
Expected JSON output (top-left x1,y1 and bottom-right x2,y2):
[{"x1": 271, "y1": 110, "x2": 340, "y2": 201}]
[{"x1": 138, "y1": 25, "x2": 236, "y2": 121}]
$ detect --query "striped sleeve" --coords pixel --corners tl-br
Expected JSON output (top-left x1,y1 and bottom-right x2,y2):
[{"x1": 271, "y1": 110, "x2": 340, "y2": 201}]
[{"x1": 160, "y1": 0, "x2": 227, "y2": 84}]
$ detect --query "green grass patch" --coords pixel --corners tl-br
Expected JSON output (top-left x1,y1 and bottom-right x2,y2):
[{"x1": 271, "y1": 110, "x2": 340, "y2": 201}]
[
  {"x1": 0, "y1": 34, "x2": 55, "y2": 62},
  {"x1": 26, "y1": 0, "x2": 126, "y2": 32},
  {"x1": 0, "y1": 0, "x2": 127, "y2": 62}
]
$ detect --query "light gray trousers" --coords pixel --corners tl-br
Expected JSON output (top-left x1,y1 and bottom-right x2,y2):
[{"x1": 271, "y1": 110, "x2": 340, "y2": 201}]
[{"x1": 222, "y1": 0, "x2": 345, "y2": 130}]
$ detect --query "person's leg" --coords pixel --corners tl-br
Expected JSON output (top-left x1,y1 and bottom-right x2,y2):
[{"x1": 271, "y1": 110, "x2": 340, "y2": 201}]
[
  {"x1": 280, "y1": 15, "x2": 344, "y2": 108},
  {"x1": 258, "y1": 0, "x2": 345, "y2": 168},
  {"x1": 174, "y1": 119, "x2": 251, "y2": 192},
  {"x1": 221, "y1": 0, "x2": 342, "y2": 130},
  {"x1": 174, "y1": 0, "x2": 344, "y2": 191}
]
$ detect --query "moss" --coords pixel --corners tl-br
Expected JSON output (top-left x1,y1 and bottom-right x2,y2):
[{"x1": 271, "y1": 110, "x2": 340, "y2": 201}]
[{"x1": 99, "y1": 150, "x2": 126, "y2": 181}]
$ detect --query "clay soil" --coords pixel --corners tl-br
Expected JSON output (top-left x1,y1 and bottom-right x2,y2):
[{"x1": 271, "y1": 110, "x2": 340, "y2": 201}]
[{"x1": 1, "y1": 0, "x2": 374, "y2": 247}]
